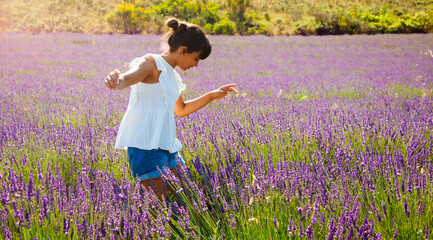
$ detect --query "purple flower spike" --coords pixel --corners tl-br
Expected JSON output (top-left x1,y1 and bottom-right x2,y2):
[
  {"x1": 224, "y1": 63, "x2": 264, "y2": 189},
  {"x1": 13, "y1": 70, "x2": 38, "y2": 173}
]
[
  {"x1": 305, "y1": 223, "x2": 314, "y2": 239},
  {"x1": 404, "y1": 198, "x2": 410, "y2": 218},
  {"x1": 297, "y1": 207, "x2": 303, "y2": 215},
  {"x1": 418, "y1": 200, "x2": 423, "y2": 216},
  {"x1": 381, "y1": 201, "x2": 387, "y2": 216},
  {"x1": 2, "y1": 226, "x2": 11, "y2": 240},
  {"x1": 376, "y1": 211, "x2": 382, "y2": 222},
  {"x1": 298, "y1": 222, "x2": 304, "y2": 238},
  {"x1": 393, "y1": 228, "x2": 399, "y2": 240}
]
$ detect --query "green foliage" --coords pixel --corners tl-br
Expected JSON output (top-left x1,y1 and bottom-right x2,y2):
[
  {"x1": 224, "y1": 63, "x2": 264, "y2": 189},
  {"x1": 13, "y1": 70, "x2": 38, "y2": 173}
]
[
  {"x1": 2, "y1": 0, "x2": 433, "y2": 35},
  {"x1": 294, "y1": 4, "x2": 433, "y2": 35},
  {"x1": 245, "y1": 22, "x2": 270, "y2": 35},
  {"x1": 213, "y1": 18, "x2": 236, "y2": 34},
  {"x1": 107, "y1": 2, "x2": 151, "y2": 34},
  {"x1": 150, "y1": 0, "x2": 268, "y2": 35},
  {"x1": 293, "y1": 17, "x2": 320, "y2": 36},
  {"x1": 224, "y1": 0, "x2": 251, "y2": 27},
  {"x1": 151, "y1": 0, "x2": 221, "y2": 27},
  {"x1": 361, "y1": 9, "x2": 433, "y2": 33},
  {"x1": 244, "y1": 11, "x2": 271, "y2": 35}
]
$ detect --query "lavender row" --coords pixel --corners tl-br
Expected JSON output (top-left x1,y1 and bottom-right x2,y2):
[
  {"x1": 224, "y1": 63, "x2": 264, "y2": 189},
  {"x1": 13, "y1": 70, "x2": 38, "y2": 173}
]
[{"x1": 0, "y1": 32, "x2": 432, "y2": 239}]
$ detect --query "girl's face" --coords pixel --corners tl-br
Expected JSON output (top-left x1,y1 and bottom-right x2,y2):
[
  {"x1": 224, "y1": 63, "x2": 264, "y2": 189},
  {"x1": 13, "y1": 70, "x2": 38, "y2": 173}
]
[{"x1": 179, "y1": 51, "x2": 201, "y2": 71}]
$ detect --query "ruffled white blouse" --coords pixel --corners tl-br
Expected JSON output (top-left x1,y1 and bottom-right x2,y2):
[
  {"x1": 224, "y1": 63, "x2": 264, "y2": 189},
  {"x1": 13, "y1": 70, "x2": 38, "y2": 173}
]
[{"x1": 115, "y1": 54, "x2": 186, "y2": 153}]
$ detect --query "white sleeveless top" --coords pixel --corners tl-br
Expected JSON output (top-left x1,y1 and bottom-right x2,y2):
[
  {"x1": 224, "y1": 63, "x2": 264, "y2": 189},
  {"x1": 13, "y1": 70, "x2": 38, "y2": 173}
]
[{"x1": 115, "y1": 54, "x2": 186, "y2": 153}]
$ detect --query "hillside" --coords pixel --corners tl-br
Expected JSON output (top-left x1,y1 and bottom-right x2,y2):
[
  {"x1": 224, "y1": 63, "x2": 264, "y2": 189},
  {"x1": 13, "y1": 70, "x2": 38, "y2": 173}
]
[{"x1": 1, "y1": 0, "x2": 432, "y2": 35}]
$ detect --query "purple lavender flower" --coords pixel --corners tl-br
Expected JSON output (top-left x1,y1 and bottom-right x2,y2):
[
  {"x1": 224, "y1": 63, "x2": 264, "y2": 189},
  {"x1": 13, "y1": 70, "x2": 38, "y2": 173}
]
[
  {"x1": 27, "y1": 172, "x2": 34, "y2": 199},
  {"x1": 404, "y1": 198, "x2": 410, "y2": 218},
  {"x1": 39, "y1": 195, "x2": 49, "y2": 219},
  {"x1": 393, "y1": 228, "x2": 399, "y2": 240},
  {"x1": 2, "y1": 226, "x2": 11, "y2": 240},
  {"x1": 230, "y1": 215, "x2": 235, "y2": 230},
  {"x1": 381, "y1": 201, "x2": 387, "y2": 216},
  {"x1": 100, "y1": 220, "x2": 106, "y2": 237},
  {"x1": 418, "y1": 200, "x2": 423, "y2": 216},
  {"x1": 326, "y1": 219, "x2": 336, "y2": 240},
  {"x1": 288, "y1": 215, "x2": 293, "y2": 232},
  {"x1": 346, "y1": 227, "x2": 353, "y2": 240},
  {"x1": 305, "y1": 223, "x2": 314, "y2": 239},
  {"x1": 63, "y1": 217, "x2": 70, "y2": 235},
  {"x1": 298, "y1": 222, "x2": 304, "y2": 238},
  {"x1": 376, "y1": 211, "x2": 382, "y2": 222}
]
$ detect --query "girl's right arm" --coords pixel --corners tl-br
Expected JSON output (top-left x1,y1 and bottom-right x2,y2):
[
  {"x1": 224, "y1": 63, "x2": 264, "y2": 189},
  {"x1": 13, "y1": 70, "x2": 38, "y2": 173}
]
[{"x1": 104, "y1": 57, "x2": 154, "y2": 90}]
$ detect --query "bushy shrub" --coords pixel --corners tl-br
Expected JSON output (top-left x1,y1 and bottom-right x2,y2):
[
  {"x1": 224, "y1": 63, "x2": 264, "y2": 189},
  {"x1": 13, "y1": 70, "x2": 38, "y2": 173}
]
[
  {"x1": 151, "y1": 0, "x2": 221, "y2": 27},
  {"x1": 213, "y1": 18, "x2": 236, "y2": 35},
  {"x1": 245, "y1": 22, "x2": 270, "y2": 35},
  {"x1": 294, "y1": 17, "x2": 321, "y2": 36},
  {"x1": 203, "y1": 23, "x2": 214, "y2": 34},
  {"x1": 107, "y1": 2, "x2": 151, "y2": 34},
  {"x1": 294, "y1": 4, "x2": 433, "y2": 35},
  {"x1": 195, "y1": 1, "x2": 221, "y2": 26},
  {"x1": 149, "y1": 0, "x2": 270, "y2": 35},
  {"x1": 224, "y1": 0, "x2": 250, "y2": 24},
  {"x1": 415, "y1": 11, "x2": 433, "y2": 32},
  {"x1": 362, "y1": 9, "x2": 433, "y2": 33},
  {"x1": 224, "y1": 3, "x2": 270, "y2": 35}
]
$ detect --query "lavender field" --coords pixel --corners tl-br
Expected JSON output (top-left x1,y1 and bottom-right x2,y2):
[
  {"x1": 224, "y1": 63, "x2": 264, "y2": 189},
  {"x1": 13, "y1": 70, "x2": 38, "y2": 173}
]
[{"x1": 1, "y1": 32, "x2": 433, "y2": 239}]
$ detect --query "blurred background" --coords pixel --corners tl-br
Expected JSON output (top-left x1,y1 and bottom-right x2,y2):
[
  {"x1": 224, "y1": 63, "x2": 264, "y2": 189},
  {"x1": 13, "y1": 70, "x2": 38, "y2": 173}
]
[{"x1": 0, "y1": 0, "x2": 432, "y2": 35}]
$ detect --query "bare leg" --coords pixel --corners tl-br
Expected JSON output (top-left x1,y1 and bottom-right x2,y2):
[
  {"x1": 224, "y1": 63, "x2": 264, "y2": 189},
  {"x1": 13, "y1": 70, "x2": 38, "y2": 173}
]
[
  {"x1": 139, "y1": 166, "x2": 183, "y2": 201},
  {"x1": 140, "y1": 166, "x2": 202, "y2": 224},
  {"x1": 140, "y1": 177, "x2": 168, "y2": 201},
  {"x1": 171, "y1": 166, "x2": 182, "y2": 178}
]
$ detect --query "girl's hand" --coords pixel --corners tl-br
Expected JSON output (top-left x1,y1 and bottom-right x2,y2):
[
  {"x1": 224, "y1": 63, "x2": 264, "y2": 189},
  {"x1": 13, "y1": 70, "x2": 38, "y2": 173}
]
[
  {"x1": 104, "y1": 69, "x2": 121, "y2": 90},
  {"x1": 211, "y1": 84, "x2": 239, "y2": 99}
]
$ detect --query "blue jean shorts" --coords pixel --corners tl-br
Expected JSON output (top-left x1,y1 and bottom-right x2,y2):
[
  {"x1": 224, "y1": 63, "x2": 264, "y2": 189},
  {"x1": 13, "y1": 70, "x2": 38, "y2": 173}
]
[{"x1": 127, "y1": 147, "x2": 185, "y2": 181}]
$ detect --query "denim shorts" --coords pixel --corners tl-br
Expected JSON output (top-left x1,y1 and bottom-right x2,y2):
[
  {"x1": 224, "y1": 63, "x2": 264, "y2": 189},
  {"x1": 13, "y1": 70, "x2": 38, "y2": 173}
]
[{"x1": 127, "y1": 147, "x2": 185, "y2": 181}]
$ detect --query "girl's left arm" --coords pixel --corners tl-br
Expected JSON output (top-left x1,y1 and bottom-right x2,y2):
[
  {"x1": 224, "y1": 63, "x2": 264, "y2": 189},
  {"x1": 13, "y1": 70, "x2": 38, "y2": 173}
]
[{"x1": 174, "y1": 84, "x2": 238, "y2": 118}]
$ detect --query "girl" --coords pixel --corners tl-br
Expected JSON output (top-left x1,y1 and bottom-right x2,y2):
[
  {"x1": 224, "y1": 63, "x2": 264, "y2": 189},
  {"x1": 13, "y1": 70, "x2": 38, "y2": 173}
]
[{"x1": 104, "y1": 18, "x2": 238, "y2": 199}]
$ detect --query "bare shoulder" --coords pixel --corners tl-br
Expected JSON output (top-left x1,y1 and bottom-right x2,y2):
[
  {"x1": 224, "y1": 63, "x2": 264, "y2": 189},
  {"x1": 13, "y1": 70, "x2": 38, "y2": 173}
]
[
  {"x1": 137, "y1": 55, "x2": 158, "y2": 72},
  {"x1": 130, "y1": 55, "x2": 160, "y2": 83}
]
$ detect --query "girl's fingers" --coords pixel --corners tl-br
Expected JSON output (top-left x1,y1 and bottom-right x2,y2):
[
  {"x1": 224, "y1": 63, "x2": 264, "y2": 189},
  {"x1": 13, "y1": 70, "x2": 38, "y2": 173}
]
[
  {"x1": 224, "y1": 84, "x2": 237, "y2": 89},
  {"x1": 109, "y1": 72, "x2": 117, "y2": 82},
  {"x1": 222, "y1": 86, "x2": 238, "y2": 94},
  {"x1": 220, "y1": 84, "x2": 238, "y2": 91},
  {"x1": 104, "y1": 77, "x2": 111, "y2": 88},
  {"x1": 105, "y1": 74, "x2": 118, "y2": 89},
  {"x1": 114, "y1": 69, "x2": 120, "y2": 77},
  {"x1": 108, "y1": 71, "x2": 121, "y2": 84},
  {"x1": 106, "y1": 76, "x2": 114, "y2": 89},
  {"x1": 229, "y1": 87, "x2": 239, "y2": 94},
  {"x1": 104, "y1": 70, "x2": 122, "y2": 90}
]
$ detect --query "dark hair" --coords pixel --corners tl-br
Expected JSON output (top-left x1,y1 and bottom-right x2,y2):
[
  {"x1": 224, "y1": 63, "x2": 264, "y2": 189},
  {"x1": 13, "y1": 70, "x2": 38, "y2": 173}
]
[{"x1": 163, "y1": 18, "x2": 211, "y2": 60}]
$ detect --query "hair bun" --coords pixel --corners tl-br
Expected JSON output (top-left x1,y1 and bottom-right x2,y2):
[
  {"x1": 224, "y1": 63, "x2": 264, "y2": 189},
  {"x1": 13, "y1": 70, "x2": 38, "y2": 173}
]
[
  {"x1": 177, "y1": 23, "x2": 187, "y2": 34},
  {"x1": 166, "y1": 18, "x2": 179, "y2": 31},
  {"x1": 166, "y1": 18, "x2": 188, "y2": 34}
]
